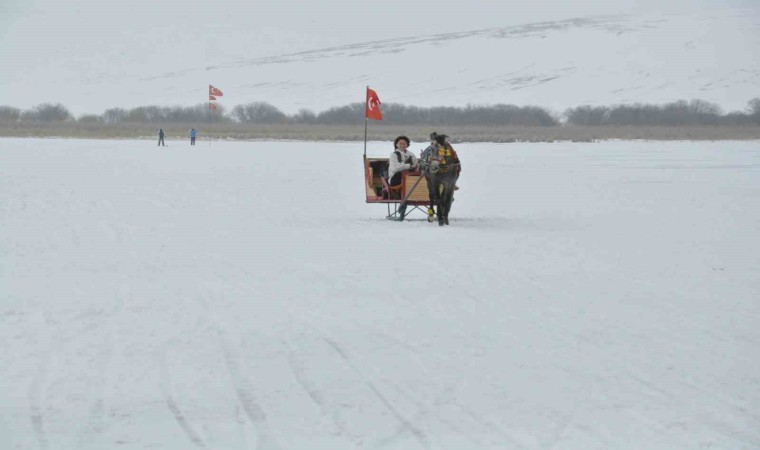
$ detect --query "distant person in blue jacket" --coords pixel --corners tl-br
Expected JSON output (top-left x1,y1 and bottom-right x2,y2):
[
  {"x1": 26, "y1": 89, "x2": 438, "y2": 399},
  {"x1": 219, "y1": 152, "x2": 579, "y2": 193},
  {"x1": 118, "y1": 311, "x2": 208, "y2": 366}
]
[
  {"x1": 190, "y1": 128, "x2": 196, "y2": 146},
  {"x1": 157, "y1": 128, "x2": 166, "y2": 147}
]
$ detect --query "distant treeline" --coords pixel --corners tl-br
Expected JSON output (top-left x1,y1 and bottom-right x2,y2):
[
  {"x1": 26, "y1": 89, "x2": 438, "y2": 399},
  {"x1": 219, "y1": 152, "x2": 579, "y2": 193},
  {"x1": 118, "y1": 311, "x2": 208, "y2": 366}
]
[
  {"x1": 1, "y1": 98, "x2": 759, "y2": 126},
  {"x1": 565, "y1": 99, "x2": 760, "y2": 126}
]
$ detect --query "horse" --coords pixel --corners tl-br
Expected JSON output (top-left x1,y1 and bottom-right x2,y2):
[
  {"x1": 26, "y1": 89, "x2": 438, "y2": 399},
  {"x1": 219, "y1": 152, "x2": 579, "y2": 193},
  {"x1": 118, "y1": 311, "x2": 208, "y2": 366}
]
[
  {"x1": 419, "y1": 134, "x2": 461, "y2": 225},
  {"x1": 424, "y1": 160, "x2": 459, "y2": 226}
]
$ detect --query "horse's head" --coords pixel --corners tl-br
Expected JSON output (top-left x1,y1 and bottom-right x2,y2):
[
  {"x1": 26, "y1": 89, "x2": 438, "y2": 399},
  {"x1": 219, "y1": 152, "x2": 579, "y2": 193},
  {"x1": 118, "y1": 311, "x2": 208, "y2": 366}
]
[{"x1": 429, "y1": 132, "x2": 449, "y2": 146}]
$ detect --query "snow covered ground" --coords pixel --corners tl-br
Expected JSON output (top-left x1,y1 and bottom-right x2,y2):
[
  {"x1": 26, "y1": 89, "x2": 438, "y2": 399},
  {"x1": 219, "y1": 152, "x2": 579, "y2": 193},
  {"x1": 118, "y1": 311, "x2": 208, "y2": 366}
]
[{"x1": 1, "y1": 137, "x2": 759, "y2": 450}]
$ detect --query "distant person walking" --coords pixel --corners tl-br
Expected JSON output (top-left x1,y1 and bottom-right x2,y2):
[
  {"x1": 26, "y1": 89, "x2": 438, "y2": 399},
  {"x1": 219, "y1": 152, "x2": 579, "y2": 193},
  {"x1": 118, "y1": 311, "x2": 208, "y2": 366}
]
[
  {"x1": 190, "y1": 128, "x2": 196, "y2": 146},
  {"x1": 158, "y1": 128, "x2": 166, "y2": 147}
]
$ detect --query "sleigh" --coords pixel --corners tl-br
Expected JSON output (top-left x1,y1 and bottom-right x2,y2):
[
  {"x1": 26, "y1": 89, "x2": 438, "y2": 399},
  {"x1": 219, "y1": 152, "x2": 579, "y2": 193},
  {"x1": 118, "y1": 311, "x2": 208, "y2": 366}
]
[{"x1": 363, "y1": 156, "x2": 431, "y2": 220}]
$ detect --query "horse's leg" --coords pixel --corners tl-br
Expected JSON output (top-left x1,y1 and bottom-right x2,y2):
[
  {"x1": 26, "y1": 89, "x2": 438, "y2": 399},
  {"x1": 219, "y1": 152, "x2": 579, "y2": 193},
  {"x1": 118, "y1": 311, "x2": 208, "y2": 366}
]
[
  {"x1": 442, "y1": 176, "x2": 456, "y2": 225},
  {"x1": 425, "y1": 174, "x2": 436, "y2": 220},
  {"x1": 433, "y1": 178, "x2": 445, "y2": 226},
  {"x1": 445, "y1": 194, "x2": 453, "y2": 225},
  {"x1": 442, "y1": 187, "x2": 450, "y2": 225}
]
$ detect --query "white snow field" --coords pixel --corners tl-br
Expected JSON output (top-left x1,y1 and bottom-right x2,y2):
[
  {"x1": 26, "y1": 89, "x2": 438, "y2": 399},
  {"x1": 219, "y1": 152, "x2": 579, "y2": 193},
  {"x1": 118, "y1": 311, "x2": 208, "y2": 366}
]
[{"x1": 1, "y1": 137, "x2": 759, "y2": 450}]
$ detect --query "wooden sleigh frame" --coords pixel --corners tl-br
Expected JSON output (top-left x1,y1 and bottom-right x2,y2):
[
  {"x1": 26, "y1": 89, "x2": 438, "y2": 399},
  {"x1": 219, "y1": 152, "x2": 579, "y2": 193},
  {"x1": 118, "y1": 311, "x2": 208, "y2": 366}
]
[{"x1": 363, "y1": 156, "x2": 431, "y2": 220}]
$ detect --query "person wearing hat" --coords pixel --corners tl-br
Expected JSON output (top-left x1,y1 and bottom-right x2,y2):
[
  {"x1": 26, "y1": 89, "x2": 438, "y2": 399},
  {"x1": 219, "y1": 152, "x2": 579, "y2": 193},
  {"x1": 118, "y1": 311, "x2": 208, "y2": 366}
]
[
  {"x1": 420, "y1": 132, "x2": 460, "y2": 219},
  {"x1": 387, "y1": 135, "x2": 418, "y2": 220},
  {"x1": 388, "y1": 135, "x2": 418, "y2": 189}
]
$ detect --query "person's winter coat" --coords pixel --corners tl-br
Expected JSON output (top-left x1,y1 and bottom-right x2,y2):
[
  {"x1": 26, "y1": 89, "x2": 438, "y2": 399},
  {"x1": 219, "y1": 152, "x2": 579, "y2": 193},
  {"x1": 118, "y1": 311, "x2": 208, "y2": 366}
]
[{"x1": 388, "y1": 149, "x2": 417, "y2": 185}]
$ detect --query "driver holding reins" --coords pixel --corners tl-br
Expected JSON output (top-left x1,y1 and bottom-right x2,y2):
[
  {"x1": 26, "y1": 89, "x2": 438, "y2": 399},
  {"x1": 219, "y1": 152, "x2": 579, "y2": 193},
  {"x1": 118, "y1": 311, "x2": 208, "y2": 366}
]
[{"x1": 420, "y1": 132, "x2": 461, "y2": 217}]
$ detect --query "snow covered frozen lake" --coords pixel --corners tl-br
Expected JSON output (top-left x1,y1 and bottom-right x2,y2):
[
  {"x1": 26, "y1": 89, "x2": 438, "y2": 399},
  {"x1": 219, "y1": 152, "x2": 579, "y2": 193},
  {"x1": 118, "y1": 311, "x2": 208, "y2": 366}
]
[{"x1": 1, "y1": 137, "x2": 759, "y2": 449}]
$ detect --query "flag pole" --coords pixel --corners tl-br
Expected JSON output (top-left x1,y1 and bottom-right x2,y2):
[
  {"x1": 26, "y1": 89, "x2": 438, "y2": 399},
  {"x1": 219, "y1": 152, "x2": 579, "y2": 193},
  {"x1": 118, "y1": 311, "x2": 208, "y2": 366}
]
[
  {"x1": 208, "y1": 86, "x2": 211, "y2": 145},
  {"x1": 363, "y1": 86, "x2": 368, "y2": 159}
]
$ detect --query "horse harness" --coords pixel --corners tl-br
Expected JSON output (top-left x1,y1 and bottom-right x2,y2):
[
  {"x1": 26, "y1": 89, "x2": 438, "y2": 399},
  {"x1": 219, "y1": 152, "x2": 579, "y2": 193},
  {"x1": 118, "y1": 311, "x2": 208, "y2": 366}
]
[{"x1": 429, "y1": 146, "x2": 460, "y2": 174}]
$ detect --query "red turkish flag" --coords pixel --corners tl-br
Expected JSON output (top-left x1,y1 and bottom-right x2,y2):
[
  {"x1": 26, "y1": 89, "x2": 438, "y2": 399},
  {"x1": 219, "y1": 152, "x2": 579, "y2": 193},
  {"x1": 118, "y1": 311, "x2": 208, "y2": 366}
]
[
  {"x1": 365, "y1": 87, "x2": 382, "y2": 120},
  {"x1": 209, "y1": 85, "x2": 224, "y2": 97},
  {"x1": 209, "y1": 95, "x2": 217, "y2": 101}
]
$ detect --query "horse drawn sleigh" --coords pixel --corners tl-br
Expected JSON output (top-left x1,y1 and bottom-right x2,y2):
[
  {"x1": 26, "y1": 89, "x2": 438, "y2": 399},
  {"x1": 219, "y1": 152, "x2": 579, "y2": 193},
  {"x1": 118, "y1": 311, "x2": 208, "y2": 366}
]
[
  {"x1": 363, "y1": 133, "x2": 459, "y2": 224},
  {"x1": 361, "y1": 88, "x2": 459, "y2": 224},
  {"x1": 363, "y1": 156, "x2": 433, "y2": 221}
]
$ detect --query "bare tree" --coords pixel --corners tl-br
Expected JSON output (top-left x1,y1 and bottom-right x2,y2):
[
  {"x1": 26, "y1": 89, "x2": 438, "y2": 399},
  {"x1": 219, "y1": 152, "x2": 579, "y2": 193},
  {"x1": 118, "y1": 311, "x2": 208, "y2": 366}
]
[
  {"x1": 126, "y1": 106, "x2": 169, "y2": 122},
  {"x1": 20, "y1": 103, "x2": 73, "y2": 122},
  {"x1": 564, "y1": 105, "x2": 610, "y2": 125},
  {"x1": 566, "y1": 100, "x2": 723, "y2": 126},
  {"x1": 5, "y1": 97, "x2": 758, "y2": 128},
  {"x1": 292, "y1": 108, "x2": 317, "y2": 124},
  {"x1": 0, "y1": 106, "x2": 21, "y2": 122},
  {"x1": 315, "y1": 103, "x2": 365, "y2": 125},
  {"x1": 77, "y1": 114, "x2": 102, "y2": 124},
  {"x1": 748, "y1": 98, "x2": 760, "y2": 120},
  {"x1": 208, "y1": 103, "x2": 228, "y2": 123},
  {"x1": 231, "y1": 102, "x2": 288, "y2": 124},
  {"x1": 102, "y1": 108, "x2": 128, "y2": 123}
]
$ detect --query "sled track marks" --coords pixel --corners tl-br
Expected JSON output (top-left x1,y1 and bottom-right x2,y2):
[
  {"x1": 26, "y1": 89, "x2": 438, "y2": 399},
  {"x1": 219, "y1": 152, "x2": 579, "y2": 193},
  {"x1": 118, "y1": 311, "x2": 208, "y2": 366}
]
[
  {"x1": 323, "y1": 337, "x2": 431, "y2": 450},
  {"x1": 217, "y1": 328, "x2": 282, "y2": 450},
  {"x1": 199, "y1": 293, "x2": 280, "y2": 450},
  {"x1": 219, "y1": 340, "x2": 267, "y2": 423},
  {"x1": 27, "y1": 314, "x2": 57, "y2": 450},
  {"x1": 160, "y1": 347, "x2": 209, "y2": 450},
  {"x1": 76, "y1": 326, "x2": 116, "y2": 445},
  {"x1": 77, "y1": 285, "x2": 128, "y2": 446},
  {"x1": 368, "y1": 331, "x2": 521, "y2": 449},
  {"x1": 286, "y1": 349, "x2": 326, "y2": 408},
  {"x1": 286, "y1": 339, "x2": 364, "y2": 447},
  {"x1": 28, "y1": 356, "x2": 50, "y2": 450},
  {"x1": 198, "y1": 294, "x2": 266, "y2": 425},
  {"x1": 163, "y1": 395, "x2": 208, "y2": 450}
]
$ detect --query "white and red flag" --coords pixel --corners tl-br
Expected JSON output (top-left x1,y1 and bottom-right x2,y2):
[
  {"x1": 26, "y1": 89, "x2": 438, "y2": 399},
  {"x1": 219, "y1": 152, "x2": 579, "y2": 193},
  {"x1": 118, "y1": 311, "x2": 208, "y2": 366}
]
[
  {"x1": 209, "y1": 85, "x2": 224, "y2": 97},
  {"x1": 365, "y1": 87, "x2": 382, "y2": 120}
]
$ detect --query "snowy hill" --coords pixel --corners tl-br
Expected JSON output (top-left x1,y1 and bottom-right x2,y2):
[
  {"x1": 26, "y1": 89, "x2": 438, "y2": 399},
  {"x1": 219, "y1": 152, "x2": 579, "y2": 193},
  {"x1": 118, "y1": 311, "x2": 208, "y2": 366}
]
[{"x1": 1, "y1": 3, "x2": 759, "y2": 116}]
